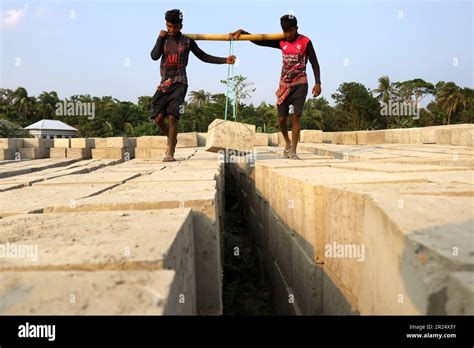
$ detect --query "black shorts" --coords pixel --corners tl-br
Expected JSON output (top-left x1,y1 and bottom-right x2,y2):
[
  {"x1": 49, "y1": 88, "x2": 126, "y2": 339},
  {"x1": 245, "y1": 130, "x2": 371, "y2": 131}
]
[
  {"x1": 150, "y1": 83, "x2": 188, "y2": 120},
  {"x1": 277, "y1": 83, "x2": 308, "y2": 117}
]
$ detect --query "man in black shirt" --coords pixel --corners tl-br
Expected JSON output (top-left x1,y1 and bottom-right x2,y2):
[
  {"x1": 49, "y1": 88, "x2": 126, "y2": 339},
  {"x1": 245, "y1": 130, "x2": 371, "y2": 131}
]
[{"x1": 151, "y1": 9, "x2": 236, "y2": 161}]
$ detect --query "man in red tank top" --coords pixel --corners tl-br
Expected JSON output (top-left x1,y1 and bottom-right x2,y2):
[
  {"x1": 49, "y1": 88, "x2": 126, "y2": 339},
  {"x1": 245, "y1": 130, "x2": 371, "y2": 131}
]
[{"x1": 231, "y1": 15, "x2": 321, "y2": 159}]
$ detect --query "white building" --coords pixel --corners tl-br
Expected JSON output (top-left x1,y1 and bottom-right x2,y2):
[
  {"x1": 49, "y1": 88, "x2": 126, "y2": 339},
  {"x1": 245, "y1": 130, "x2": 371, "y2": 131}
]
[{"x1": 24, "y1": 120, "x2": 78, "y2": 139}]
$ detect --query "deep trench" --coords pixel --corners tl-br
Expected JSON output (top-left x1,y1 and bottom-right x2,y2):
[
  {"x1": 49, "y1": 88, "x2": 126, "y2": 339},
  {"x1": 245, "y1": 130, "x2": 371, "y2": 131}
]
[{"x1": 222, "y1": 163, "x2": 276, "y2": 315}]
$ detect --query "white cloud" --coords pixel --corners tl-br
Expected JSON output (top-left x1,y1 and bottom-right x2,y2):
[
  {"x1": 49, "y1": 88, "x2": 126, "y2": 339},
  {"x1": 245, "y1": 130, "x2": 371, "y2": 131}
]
[{"x1": 2, "y1": 4, "x2": 29, "y2": 28}]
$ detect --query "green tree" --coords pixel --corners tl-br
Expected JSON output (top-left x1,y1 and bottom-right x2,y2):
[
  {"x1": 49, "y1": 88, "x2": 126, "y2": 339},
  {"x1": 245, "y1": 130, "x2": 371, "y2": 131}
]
[
  {"x1": 436, "y1": 82, "x2": 468, "y2": 124},
  {"x1": 220, "y1": 75, "x2": 256, "y2": 118},
  {"x1": 373, "y1": 75, "x2": 393, "y2": 104},
  {"x1": 331, "y1": 82, "x2": 384, "y2": 130}
]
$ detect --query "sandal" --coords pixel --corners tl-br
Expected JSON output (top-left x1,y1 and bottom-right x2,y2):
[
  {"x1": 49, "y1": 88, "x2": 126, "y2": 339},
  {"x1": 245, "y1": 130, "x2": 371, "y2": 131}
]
[{"x1": 288, "y1": 151, "x2": 300, "y2": 160}]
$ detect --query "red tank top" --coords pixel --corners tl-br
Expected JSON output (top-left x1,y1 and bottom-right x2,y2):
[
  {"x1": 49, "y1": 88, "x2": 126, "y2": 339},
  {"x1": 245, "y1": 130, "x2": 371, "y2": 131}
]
[{"x1": 279, "y1": 34, "x2": 310, "y2": 84}]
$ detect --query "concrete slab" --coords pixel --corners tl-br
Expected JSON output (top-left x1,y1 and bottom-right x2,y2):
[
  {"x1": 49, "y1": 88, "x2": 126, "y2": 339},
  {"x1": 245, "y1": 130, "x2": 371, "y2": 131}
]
[
  {"x1": 33, "y1": 171, "x2": 140, "y2": 186},
  {"x1": 0, "y1": 209, "x2": 196, "y2": 314},
  {"x1": 0, "y1": 270, "x2": 190, "y2": 315},
  {"x1": 0, "y1": 183, "x2": 24, "y2": 192},
  {"x1": 322, "y1": 183, "x2": 473, "y2": 314},
  {"x1": 49, "y1": 181, "x2": 222, "y2": 315},
  {"x1": 329, "y1": 162, "x2": 472, "y2": 173},
  {"x1": 0, "y1": 183, "x2": 118, "y2": 217}
]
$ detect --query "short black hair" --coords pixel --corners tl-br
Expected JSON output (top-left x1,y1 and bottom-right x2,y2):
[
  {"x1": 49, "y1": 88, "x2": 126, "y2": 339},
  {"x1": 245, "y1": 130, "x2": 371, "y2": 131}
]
[
  {"x1": 280, "y1": 14, "x2": 297, "y2": 31},
  {"x1": 165, "y1": 9, "x2": 183, "y2": 24}
]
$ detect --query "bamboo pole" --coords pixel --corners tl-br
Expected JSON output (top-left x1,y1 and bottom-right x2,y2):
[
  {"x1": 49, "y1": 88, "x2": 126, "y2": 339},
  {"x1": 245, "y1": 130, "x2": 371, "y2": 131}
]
[{"x1": 184, "y1": 33, "x2": 285, "y2": 41}]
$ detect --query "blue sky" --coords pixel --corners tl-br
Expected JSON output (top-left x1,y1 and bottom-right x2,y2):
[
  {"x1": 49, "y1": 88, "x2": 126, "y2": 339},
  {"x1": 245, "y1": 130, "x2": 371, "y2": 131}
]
[{"x1": 1, "y1": 0, "x2": 473, "y2": 106}]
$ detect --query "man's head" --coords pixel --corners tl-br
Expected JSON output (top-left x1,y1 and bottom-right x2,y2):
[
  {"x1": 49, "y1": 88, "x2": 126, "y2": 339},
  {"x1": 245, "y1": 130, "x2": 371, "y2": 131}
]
[
  {"x1": 165, "y1": 9, "x2": 183, "y2": 37},
  {"x1": 280, "y1": 14, "x2": 298, "y2": 41}
]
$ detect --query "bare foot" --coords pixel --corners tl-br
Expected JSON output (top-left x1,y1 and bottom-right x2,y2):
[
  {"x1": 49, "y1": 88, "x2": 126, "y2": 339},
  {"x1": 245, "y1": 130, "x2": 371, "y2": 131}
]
[{"x1": 283, "y1": 141, "x2": 292, "y2": 157}]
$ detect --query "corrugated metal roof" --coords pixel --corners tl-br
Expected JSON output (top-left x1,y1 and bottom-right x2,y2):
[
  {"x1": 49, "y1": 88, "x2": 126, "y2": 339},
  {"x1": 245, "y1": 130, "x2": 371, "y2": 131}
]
[{"x1": 25, "y1": 119, "x2": 78, "y2": 131}]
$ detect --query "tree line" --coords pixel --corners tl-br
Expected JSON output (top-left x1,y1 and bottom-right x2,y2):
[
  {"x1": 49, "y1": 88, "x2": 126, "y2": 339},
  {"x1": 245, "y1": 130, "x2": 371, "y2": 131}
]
[{"x1": 0, "y1": 75, "x2": 472, "y2": 138}]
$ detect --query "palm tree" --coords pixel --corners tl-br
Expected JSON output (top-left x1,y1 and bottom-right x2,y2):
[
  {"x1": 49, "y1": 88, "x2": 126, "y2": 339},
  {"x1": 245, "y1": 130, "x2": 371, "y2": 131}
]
[
  {"x1": 374, "y1": 75, "x2": 393, "y2": 104},
  {"x1": 436, "y1": 82, "x2": 467, "y2": 124},
  {"x1": 37, "y1": 91, "x2": 59, "y2": 119},
  {"x1": 188, "y1": 90, "x2": 211, "y2": 108},
  {"x1": 188, "y1": 90, "x2": 211, "y2": 131},
  {"x1": 11, "y1": 87, "x2": 35, "y2": 120}
]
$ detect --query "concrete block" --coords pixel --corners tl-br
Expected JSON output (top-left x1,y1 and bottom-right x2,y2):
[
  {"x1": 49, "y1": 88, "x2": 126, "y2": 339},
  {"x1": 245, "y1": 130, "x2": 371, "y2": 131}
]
[
  {"x1": 323, "y1": 268, "x2": 359, "y2": 315},
  {"x1": 408, "y1": 128, "x2": 423, "y2": 144},
  {"x1": 105, "y1": 147, "x2": 131, "y2": 160},
  {"x1": 107, "y1": 137, "x2": 129, "y2": 148},
  {"x1": 421, "y1": 127, "x2": 437, "y2": 144},
  {"x1": 300, "y1": 130, "x2": 322, "y2": 143},
  {"x1": 53, "y1": 138, "x2": 70, "y2": 148},
  {"x1": 385, "y1": 129, "x2": 411, "y2": 144},
  {"x1": 197, "y1": 132, "x2": 207, "y2": 146},
  {"x1": 49, "y1": 147, "x2": 67, "y2": 159},
  {"x1": 135, "y1": 148, "x2": 167, "y2": 159},
  {"x1": 270, "y1": 133, "x2": 279, "y2": 146},
  {"x1": 0, "y1": 208, "x2": 196, "y2": 314},
  {"x1": 0, "y1": 270, "x2": 187, "y2": 315},
  {"x1": 70, "y1": 138, "x2": 91, "y2": 148},
  {"x1": 18, "y1": 148, "x2": 49, "y2": 159},
  {"x1": 22, "y1": 138, "x2": 45, "y2": 148},
  {"x1": 451, "y1": 127, "x2": 474, "y2": 146},
  {"x1": 446, "y1": 272, "x2": 474, "y2": 315},
  {"x1": 341, "y1": 132, "x2": 357, "y2": 145},
  {"x1": 91, "y1": 138, "x2": 108, "y2": 149},
  {"x1": 136, "y1": 136, "x2": 167, "y2": 148},
  {"x1": 205, "y1": 118, "x2": 255, "y2": 153},
  {"x1": 0, "y1": 149, "x2": 15, "y2": 160},
  {"x1": 356, "y1": 130, "x2": 385, "y2": 144},
  {"x1": 277, "y1": 131, "x2": 292, "y2": 146},
  {"x1": 291, "y1": 237, "x2": 324, "y2": 315},
  {"x1": 268, "y1": 260, "x2": 302, "y2": 315},
  {"x1": 49, "y1": 181, "x2": 223, "y2": 315},
  {"x1": 437, "y1": 128, "x2": 450, "y2": 145},
  {"x1": 177, "y1": 132, "x2": 198, "y2": 147},
  {"x1": 67, "y1": 148, "x2": 91, "y2": 159},
  {"x1": 254, "y1": 133, "x2": 269, "y2": 146},
  {"x1": 91, "y1": 148, "x2": 106, "y2": 159},
  {"x1": 0, "y1": 138, "x2": 17, "y2": 149}
]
